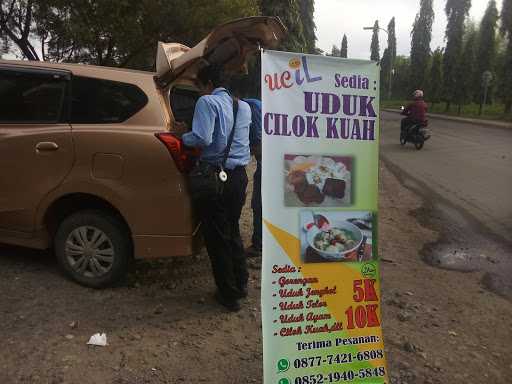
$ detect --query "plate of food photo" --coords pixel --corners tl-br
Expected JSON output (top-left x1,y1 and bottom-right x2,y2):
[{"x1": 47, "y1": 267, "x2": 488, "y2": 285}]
[
  {"x1": 300, "y1": 211, "x2": 374, "y2": 263},
  {"x1": 284, "y1": 155, "x2": 352, "y2": 207}
]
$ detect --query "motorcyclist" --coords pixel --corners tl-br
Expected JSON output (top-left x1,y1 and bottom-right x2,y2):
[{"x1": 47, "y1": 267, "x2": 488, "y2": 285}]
[{"x1": 401, "y1": 89, "x2": 427, "y2": 134}]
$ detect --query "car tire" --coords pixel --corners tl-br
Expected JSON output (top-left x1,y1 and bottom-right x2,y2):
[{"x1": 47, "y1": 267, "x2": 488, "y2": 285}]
[{"x1": 54, "y1": 210, "x2": 131, "y2": 288}]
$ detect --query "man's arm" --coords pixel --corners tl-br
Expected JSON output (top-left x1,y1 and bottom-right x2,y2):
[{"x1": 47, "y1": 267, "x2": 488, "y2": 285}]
[{"x1": 182, "y1": 97, "x2": 216, "y2": 148}]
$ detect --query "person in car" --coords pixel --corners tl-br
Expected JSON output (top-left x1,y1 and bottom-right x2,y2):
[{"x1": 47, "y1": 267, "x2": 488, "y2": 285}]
[
  {"x1": 180, "y1": 64, "x2": 252, "y2": 312},
  {"x1": 401, "y1": 89, "x2": 428, "y2": 133}
]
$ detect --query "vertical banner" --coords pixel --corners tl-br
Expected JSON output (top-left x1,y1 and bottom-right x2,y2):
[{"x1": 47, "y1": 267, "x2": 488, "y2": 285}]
[{"x1": 261, "y1": 50, "x2": 388, "y2": 384}]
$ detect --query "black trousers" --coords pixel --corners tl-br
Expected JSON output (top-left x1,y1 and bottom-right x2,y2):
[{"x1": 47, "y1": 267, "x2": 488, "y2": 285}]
[
  {"x1": 251, "y1": 160, "x2": 262, "y2": 250},
  {"x1": 196, "y1": 166, "x2": 249, "y2": 301}
]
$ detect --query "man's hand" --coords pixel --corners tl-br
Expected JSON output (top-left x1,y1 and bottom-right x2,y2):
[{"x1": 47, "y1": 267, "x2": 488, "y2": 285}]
[{"x1": 173, "y1": 121, "x2": 189, "y2": 137}]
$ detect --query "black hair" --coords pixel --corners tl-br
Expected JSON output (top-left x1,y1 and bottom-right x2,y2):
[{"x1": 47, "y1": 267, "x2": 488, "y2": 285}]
[{"x1": 197, "y1": 63, "x2": 223, "y2": 88}]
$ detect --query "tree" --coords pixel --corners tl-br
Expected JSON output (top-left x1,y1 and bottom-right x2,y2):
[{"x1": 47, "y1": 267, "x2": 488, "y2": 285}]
[
  {"x1": 387, "y1": 18, "x2": 396, "y2": 66},
  {"x1": 370, "y1": 20, "x2": 380, "y2": 61},
  {"x1": 380, "y1": 48, "x2": 391, "y2": 97},
  {"x1": 341, "y1": 34, "x2": 347, "y2": 58},
  {"x1": 299, "y1": 0, "x2": 316, "y2": 53},
  {"x1": 386, "y1": 17, "x2": 396, "y2": 98},
  {"x1": 455, "y1": 25, "x2": 477, "y2": 113},
  {"x1": 391, "y1": 55, "x2": 411, "y2": 100},
  {"x1": 500, "y1": 0, "x2": 512, "y2": 113},
  {"x1": 0, "y1": 0, "x2": 40, "y2": 60},
  {"x1": 475, "y1": 0, "x2": 499, "y2": 110},
  {"x1": 330, "y1": 45, "x2": 341, "y2": 57},
  {"x1": 261, "y1": 0, "x2": 306, "y2": 52},
  {"x1": 428, "y1": 47, "x2": 443, "y2": 107},
  {"x1": 410, "y1": 0, "x2": 434, "y2": 91},
  {"x1": 443, "y1": 0, "x2": 472, "y2": 111},
  {"x1": 2, "y1": 0, "x2": 259, "y2": 68}
]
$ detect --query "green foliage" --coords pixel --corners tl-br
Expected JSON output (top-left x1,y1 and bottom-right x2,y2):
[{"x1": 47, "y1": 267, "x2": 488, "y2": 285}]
[
  {"x1": 380, "y1": 48, "x2": 390, "y2": 98},
  {"x1": 231, "y1": 0, "x2": 318, "y2": 97},
  {"x1": 330, "y1": 45, "x2": 341, "y2": 57},
  {"x1": 391, "y1": 55, "x2": 411, "y2": 100},
  {"x1": 410, "y1": 0, "x2": 434, "y2": 91},
  {"x1": 341, "y1": 34, "x2": 347, "y2": 58},
  {"x1": 385, "y1": 17, "x2": 397, "y2": 99},
  {"x1": 428, "y1": 47, "x2": 443, "y2": 104},
  {"x1": 443, "y1": 0, "x2": 472, "y2": 108},
  {"x1": 453, "y1": 24, "x2": 477, "y2": 111},
  {"x1": 298, "y1": 0, "x2": 316, "y2": 53},
  {"x1": 502, "y1": 0, "x2": 512, "y2": 35},
  {"x1": 3, "y1": 0, "x2": 258, "y2": 67},
  {"x1": 387, "y1": 18, "x2": 396, "y2": 66},
  {"x1": 500, "y1": 0, "x2": 512, "y2": 113},
  {"x1": 370, "y1": 20, "x2": 379, "y2": 61},
  {"x1": 261, "y1": 0, "x2": 306, "y2": 52},
  {"x1": 380, "y1": 99, "x2": 511, "y2": 121},
  {"x1": 475, "y1": 0, "x2": 498, "y2": 103}
]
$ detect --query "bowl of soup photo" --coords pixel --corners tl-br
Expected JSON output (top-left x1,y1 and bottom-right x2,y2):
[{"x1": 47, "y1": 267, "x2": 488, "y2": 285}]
[{"x1": 306, "y1": 220, "x2": 363, "y2": 260}]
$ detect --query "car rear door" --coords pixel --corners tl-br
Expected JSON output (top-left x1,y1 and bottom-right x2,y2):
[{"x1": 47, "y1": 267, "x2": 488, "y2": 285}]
[
  {"x1": 155, "y1": 16, "x2": 287, "y2": 88},
  {"x1": 0, "y1": 65, "x2": 74, "y2": 234}
]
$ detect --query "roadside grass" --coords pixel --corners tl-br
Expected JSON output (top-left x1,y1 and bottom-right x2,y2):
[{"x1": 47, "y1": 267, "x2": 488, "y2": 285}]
[{"x1": 381, "y1": 100, "x2": 512, "y2": 122}]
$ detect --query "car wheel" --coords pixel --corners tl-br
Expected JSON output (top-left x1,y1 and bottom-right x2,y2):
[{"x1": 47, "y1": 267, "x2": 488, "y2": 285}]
[
  {"x1": 414, "y1": 140, "x2": 424, "y2": 150},
  {"x1": 54, "y1": 210, "x2": 131, "y2": 288}
]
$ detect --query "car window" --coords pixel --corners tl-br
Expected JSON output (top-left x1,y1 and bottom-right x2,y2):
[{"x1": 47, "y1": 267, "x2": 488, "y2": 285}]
[
  {"x1": 0, "y1": 69, "x2": 66, "y2": 124},
  {"x1": 169, "y1": 86, "x2": 199, "y2": 128},
  {"x1": 71, "y1": 76, "x2": 148, "y2": 124}
]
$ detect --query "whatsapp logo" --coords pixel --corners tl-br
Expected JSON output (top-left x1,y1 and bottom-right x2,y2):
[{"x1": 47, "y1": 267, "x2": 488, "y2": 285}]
[
  {"x1": 277, "y1": 358, "x2": 290, "y2": 373},
  {"x1": 278, "y1": 379, "x2": 291, "y2": 384}
]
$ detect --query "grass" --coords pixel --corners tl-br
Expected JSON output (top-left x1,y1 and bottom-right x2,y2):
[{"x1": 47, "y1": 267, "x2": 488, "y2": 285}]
[{"x1": 381, "y1": 100, "x2": 512, "y2": 122}]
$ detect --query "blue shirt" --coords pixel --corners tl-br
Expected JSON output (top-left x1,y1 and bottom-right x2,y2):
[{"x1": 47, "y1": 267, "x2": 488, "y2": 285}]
[
  {"x1": 182, "y1": 88, "x2": 251, "y2": 170},
  {"x1": 242, "y1": 98, "x2": 262, "y2": 147}
]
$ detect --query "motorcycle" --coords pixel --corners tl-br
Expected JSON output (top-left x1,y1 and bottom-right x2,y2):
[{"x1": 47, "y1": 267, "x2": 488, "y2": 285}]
[{"x1": 399, "y1": 106, "x2": 431, "y2": 150}]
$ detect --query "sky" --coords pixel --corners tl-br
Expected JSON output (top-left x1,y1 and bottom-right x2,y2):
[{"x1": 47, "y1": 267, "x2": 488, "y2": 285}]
[{"x1": 315, "y1": 0, "x2": 504, "y2": 60}]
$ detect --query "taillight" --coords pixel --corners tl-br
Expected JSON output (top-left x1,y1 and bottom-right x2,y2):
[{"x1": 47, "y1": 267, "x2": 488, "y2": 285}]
[{"x1": 155, "y1": 133, "x2": 200, "y2": 173}]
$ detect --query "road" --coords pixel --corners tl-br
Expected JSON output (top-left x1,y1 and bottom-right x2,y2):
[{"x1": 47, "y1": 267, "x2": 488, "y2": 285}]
[{"x1": 380, "y1": 111, "x2": 512, "y2": 243}]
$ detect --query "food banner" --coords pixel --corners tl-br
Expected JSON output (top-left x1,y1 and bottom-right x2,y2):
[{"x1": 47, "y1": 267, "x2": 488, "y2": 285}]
[{"x1": 261, "y1": 50, "x2": 388, "y2": 384}]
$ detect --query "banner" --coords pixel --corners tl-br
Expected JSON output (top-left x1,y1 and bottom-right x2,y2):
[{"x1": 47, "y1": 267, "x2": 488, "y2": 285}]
[{"x1": 261, "y1": 50, "x2": 388, "y2": 384}]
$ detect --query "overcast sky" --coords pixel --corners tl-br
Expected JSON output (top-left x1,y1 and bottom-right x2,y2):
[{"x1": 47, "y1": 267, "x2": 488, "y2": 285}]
[{"x1": 315, "y1": 0, "x2": 504, "y2": 60}]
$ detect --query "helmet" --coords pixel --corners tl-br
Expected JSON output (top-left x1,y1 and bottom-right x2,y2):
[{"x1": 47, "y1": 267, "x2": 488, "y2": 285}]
[{"x1": 413, "y1": 89, "x2": 424, "y2": 99}]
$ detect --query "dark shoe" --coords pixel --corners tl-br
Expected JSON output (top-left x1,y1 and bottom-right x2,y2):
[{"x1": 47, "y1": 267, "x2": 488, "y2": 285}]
[
  {"x1": 214, "y1": 292, "x2": 241, "y2": 312},
  {"x1": 246, "y1": 245, "x2": 262, "y2": 258}
]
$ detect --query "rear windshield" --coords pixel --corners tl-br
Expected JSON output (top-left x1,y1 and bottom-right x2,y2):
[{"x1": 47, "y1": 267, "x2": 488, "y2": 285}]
[
  {"x1": 71, "y1": 76, "x2": 148, "y2": 124},
  {"x1": 169, "y1": 86, "x2": 199, "y2": 128}
]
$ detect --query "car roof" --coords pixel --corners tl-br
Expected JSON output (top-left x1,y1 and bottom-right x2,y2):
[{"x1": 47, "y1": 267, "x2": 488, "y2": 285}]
[{"x1": 0, "y1": 59, "x2": 156, "y2": 83}]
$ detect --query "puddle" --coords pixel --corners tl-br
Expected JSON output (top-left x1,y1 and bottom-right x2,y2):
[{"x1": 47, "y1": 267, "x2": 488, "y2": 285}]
[
  {"x1": 423, "y1": 247, "x2": 483, "y2": 272},
  {"x1": 383, "y1": 158, "x2": 512, "y2": 300}
]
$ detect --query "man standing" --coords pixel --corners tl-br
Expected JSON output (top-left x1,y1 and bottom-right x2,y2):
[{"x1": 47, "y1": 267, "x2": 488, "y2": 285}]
[
  {"x1": 181, "y1": 65, "x2": 252, "y2": 311},
  {"x1": 242, "y1": 98, "x2": 262, "y2": 258}
]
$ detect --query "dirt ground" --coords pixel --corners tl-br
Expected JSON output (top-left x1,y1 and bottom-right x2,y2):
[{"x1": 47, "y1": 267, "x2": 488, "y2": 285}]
[{"x1": 0, "y1": 161, "x2": 511, "y2": 384}]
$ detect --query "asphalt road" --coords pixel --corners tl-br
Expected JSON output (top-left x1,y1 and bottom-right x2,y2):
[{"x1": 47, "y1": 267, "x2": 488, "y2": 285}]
[{"x1": 380, "y1": 111, "x2": 512, "y2": 243}]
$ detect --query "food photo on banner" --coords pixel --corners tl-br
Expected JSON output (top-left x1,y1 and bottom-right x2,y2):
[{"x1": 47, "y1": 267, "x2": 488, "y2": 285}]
[
  {"x1": 285, "y1": 155, "x2": 352, "y2": 207},
  {"x1": 261, "y1": 49, "x2": 388, "y2": 384},
  {"x1": 300, "y1": 211, "x2": 375, "y2": 264}
]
